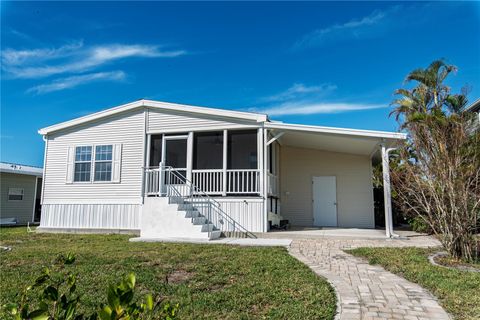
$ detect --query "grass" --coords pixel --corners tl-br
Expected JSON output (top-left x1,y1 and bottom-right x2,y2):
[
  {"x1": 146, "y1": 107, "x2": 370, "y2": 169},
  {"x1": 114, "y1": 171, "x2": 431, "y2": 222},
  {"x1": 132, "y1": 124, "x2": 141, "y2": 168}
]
[
  {"x1": 347, "y1": 247, "x2": 480, "y2": 320},
  {"x1": 0, "y1": 227, "x2": 336, "y2": 319}
]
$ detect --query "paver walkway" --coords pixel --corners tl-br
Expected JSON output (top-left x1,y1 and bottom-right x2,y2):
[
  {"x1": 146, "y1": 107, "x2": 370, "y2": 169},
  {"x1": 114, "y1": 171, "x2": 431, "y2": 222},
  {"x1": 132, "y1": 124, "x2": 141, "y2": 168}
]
[{"x1": 289, "y1": 236, "x2": 450, "y2": 320}]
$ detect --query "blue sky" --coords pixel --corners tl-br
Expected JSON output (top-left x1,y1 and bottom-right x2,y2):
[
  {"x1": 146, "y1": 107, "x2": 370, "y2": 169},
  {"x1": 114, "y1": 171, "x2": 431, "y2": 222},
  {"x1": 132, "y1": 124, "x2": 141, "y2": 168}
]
[{"x1": 1, "y1": 1, "x2": 479, "y2": 167}]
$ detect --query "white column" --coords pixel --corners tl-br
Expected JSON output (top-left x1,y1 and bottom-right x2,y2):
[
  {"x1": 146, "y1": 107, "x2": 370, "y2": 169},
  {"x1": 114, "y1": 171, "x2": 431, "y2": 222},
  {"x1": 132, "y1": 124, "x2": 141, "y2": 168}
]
[
  {"x1": 263, "y1": 128, "x2": 269, "y2": 232},
  {"x1": 257, "y1": 128, "x2": 264, "y2": 195},
  {"x1": 187, "y1": 132, "x2": 193, "y2": 182},
  {"x1": 31, "y1": 176, "x2": 39, "y2": 222},
  {"x1": 222, "y1": 130, "x2": 227, "y2": 196},
  {"x1": 146, "y1": 134, "x2": 151, "y2": 168},
  {"x1": 381, "y1": 144, "x2": 393, "y2": 238}
]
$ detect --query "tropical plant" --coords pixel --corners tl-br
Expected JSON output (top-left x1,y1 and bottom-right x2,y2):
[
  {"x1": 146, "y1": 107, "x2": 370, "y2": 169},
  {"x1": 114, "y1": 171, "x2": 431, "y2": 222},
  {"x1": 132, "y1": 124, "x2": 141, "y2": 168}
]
[
  {"x1": 2, "y1": 253, "x2": 178, "y2": 320},
  {"x1": 390, "y1": 59, "x2": 480, "y2": 261}
]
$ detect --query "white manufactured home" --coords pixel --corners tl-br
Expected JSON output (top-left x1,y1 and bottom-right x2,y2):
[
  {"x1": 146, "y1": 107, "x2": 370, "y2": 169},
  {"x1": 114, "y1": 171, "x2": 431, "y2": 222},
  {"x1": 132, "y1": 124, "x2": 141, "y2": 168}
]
[{"x1": 38, "y1": 100, "x2": 404, "y2": 239}]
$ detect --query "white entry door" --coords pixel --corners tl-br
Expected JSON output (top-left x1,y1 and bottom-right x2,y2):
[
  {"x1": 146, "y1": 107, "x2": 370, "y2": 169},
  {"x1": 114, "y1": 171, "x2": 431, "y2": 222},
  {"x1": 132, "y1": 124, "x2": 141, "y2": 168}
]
[{"x1": 312, "y1": 176, "x2": 337, "y2": 227}]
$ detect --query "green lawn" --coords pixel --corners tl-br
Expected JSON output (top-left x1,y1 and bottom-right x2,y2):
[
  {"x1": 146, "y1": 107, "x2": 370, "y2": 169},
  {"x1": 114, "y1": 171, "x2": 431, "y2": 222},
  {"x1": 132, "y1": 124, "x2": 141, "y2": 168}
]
[
  {"x1": 347, "y1": 247, "x2": 480, "y2": 320},
  {"x1": 0, "y1": 227, "x2": 335, "y2": 319}
]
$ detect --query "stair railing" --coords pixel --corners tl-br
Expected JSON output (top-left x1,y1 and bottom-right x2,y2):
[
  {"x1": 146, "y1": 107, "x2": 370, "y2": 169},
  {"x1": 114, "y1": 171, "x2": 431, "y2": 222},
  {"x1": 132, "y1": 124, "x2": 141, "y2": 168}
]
[{"x1": 159, "y1": 162, "x2": 257, "y2": 239}]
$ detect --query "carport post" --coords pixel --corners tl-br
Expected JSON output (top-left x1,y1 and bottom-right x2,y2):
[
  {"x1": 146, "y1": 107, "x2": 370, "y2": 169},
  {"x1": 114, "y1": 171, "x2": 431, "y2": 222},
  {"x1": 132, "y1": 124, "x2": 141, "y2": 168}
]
[{"x1": 381, "y1": 144, "x2": 396, "y2": 238}]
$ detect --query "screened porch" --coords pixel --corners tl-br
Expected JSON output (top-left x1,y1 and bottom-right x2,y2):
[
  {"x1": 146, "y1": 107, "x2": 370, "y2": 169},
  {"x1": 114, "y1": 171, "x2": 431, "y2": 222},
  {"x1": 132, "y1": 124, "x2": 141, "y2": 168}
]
[{"x1": 144, "y1": 129, "x2": 279, "y2": 197}]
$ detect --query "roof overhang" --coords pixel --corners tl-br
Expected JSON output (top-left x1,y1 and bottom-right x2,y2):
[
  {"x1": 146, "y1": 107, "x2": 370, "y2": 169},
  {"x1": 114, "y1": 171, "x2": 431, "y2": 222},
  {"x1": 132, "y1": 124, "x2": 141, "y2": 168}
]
[
  {"x1": 265, "y1": 122, "x2": 406, "y2": 157},
  {"x1": 38, "y1": 99, "x2": 268, "y2": 135},
  {"x1": 465, "y1": 98, "x2": 480, "y2": 113},
  {"x1": 0, "y1": 163, "x2": 43, "y2": 177}
]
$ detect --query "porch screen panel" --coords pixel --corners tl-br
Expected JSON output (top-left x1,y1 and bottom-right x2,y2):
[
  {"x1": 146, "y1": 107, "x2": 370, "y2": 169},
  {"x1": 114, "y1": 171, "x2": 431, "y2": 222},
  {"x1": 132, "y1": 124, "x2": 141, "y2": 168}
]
[
  {"x1": 227, "y1": 130, "x2": 258, "y2": 194},
  {"x1": 227, "y1": 130, "x2": 257, "y2": 169},
  {"x1": 193, "y1": 132, "x2": 223, "y2": 169},
  {"x1": 149, "y1": 135, "x2": 162, "y2": 167},
  {"x1": 192, "y1": 132, "x2": 223, "y2": 193}
]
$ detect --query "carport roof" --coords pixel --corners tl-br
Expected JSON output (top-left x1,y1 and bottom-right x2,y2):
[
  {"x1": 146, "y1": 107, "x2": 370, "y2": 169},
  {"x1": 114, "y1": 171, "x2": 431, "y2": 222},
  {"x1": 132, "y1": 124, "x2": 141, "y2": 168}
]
[{"x1": 265, "y1": 122, "x2": 406, "y2": 157}]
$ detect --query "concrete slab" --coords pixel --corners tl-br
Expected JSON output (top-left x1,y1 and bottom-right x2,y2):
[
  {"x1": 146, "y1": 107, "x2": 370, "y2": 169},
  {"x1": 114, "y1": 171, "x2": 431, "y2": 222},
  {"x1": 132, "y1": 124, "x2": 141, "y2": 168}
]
[
  {"x1": 129, "y1": 236, "x2": 292, "y2": 247},
  {"x1": 257, "y1": 228, "x2": 425, "y2": 240}
]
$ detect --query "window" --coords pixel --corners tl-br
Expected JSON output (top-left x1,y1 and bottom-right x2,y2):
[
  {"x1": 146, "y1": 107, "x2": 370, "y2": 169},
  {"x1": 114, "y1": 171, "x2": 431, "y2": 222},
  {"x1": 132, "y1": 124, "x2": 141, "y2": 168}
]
[
  {"x1": 193, "y1": 131, "x2": 223, "y2": 169},
  {"x1": 227, "y1": 130, "x2": 257, "y2": 169},
  {"x1": 94, "y1": 145, "x2": 112, "y2": 181},
  {"x1": 74, "y1": 146, "x2": 92, "y2": 182},
  {"x1": 73, "y1": 145, "x2": 113, "y2": 182},
  {"x1": 8, "y1": 188, "x2": 24, "y2": 201}
]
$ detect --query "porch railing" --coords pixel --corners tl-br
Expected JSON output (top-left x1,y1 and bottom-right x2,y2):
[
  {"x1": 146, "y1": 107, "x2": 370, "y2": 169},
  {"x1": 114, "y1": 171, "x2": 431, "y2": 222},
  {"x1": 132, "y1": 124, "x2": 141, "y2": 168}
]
[
  {"x1": 190, "y1": 169, "x2": 260, "y2": 195},
  {"x1": 192, "y1": 169, "x2": 223, "y2": 194},
  {"x1": 144, "y1": 164, "x2": 256, "y2": 239},
  {"x1": 226, "y1": 169, "x2": 259, "y2": 194}
]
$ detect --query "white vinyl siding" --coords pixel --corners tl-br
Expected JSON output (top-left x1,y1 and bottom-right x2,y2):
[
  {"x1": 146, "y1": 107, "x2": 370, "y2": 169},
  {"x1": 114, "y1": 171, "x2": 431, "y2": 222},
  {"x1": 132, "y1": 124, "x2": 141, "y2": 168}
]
[
  {"x1": 42, "y1": 109, "x2": 144, "y2": 203},
  {"x1": 147, "y1": 108, "x2": 259, "y2": 133},
  {"x1": 280, "y1": 146, "x2": 375, "y2": 228}
]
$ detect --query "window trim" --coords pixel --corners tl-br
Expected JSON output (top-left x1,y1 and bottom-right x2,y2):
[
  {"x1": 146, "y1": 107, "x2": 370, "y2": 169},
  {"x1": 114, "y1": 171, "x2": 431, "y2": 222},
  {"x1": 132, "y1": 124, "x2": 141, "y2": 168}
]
[
  {"x1": 8, "y1": 187, "x2": 24, "y2": 201},
  {"x1": 72, "y1": 144, "x2": 115, "y2": 184}
]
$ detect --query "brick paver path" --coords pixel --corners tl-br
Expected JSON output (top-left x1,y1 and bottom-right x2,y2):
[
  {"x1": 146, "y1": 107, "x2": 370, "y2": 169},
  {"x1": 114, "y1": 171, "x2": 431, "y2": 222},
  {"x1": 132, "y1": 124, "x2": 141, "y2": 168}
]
[{"x1": 289, "y1": 236, "x2": 450, "y2": 320}]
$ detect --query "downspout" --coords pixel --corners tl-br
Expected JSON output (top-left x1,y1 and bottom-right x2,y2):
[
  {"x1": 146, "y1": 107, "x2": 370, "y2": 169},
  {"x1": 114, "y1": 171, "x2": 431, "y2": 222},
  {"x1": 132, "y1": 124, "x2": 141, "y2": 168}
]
[{"x1": 381, "y1": 143, "x2": 400, "y2": 238}]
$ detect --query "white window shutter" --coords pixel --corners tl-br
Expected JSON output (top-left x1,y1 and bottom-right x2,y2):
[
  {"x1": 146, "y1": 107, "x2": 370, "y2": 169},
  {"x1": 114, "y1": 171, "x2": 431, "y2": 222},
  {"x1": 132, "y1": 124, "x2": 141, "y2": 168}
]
[
  {"x1": 112, "y1": 144, "x2": 122, "y2": 183},
  {"x1": 66, "y1": 146, "x2": 75, "y2": 183}
]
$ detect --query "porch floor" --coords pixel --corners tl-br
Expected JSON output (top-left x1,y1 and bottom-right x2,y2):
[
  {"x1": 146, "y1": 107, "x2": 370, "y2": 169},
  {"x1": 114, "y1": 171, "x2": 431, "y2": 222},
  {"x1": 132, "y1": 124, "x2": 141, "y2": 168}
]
[{"x1": 256, "y1": 227, "x2": 426, "y2": 240}]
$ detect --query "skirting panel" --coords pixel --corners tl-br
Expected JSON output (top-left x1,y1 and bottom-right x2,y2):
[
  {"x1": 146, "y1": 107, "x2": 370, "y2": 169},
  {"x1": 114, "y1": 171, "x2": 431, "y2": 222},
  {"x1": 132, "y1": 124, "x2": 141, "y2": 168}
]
[
  {"x1": 40, "y1": 204, "x2": 140, "y2": 230},
  {"x1": 195, "y1": 199, "x2": 264, "y2": 233}
]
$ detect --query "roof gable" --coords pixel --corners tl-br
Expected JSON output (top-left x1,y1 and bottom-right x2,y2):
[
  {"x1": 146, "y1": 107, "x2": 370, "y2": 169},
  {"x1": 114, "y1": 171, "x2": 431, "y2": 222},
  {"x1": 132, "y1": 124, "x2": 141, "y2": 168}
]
[{"x1": 39, "y1": 99, "x2": 268, "y2": 135}]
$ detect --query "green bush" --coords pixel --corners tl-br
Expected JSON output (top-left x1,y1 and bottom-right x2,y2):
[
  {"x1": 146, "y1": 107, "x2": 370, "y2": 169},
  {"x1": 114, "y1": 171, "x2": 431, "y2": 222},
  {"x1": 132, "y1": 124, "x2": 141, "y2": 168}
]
[
  {"x1": 2, "y1": 253, "x2": 178, "y2": 320},
  {"x1": 408, "y1": 216, "x2": 432, "y2": 234}
]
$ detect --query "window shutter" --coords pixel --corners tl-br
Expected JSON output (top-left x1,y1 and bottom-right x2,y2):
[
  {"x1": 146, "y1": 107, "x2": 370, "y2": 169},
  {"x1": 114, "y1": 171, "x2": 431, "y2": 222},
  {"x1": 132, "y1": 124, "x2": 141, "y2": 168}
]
[
  {"x1": 66, "y1": 146, "x2": 75, "y2": 183},
  {"x1": 112, "y1": 144, "x2": 122, "y2": 183}
]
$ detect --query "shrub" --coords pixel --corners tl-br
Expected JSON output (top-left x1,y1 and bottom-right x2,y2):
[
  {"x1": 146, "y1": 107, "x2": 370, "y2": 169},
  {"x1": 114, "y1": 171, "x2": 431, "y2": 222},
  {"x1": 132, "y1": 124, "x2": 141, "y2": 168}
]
[
  {"x1": 2, "y1": 253, "x2": 178, "y2": 320},
  {"x1": 408, "y1": 216, "x2": 432, "y2": 234}
]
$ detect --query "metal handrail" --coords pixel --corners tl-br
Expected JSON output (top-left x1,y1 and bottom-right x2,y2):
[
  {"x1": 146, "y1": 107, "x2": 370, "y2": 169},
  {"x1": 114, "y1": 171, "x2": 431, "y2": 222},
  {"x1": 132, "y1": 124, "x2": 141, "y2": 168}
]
[{"x1": 159, "y1": 164, "x2": 257, "y2": 239}]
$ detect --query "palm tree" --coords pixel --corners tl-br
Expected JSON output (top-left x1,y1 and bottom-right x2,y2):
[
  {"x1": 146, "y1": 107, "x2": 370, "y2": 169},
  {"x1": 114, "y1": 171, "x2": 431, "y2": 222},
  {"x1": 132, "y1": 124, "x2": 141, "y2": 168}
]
[{"x1": 390, "y1": 59, "x2": 464, "y2": 128}]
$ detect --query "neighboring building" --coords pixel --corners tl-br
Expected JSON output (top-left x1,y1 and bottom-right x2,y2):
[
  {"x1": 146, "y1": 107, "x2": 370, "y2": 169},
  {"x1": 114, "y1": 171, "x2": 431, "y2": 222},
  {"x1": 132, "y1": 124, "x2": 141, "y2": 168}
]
[
  {"x1": 37, "y1": 100, "x2": 404, "y2": 239},
  {"x1": 465, "y1": 98, "x2": 480, "y2": 124},
  {"x1": 0, "y1": 162, "x2": 43, "y2": 225}
]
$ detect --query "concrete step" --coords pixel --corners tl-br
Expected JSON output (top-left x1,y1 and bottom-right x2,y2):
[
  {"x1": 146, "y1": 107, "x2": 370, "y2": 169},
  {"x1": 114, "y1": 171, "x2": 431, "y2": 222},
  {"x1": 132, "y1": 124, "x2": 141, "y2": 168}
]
[
  {"x1": 183, "y1": 210, "x2": 200, "y2": 218},
  {"x1": 201, "y1": 223, "x2": 216, "y2": 232},
  {"x1": 169, "y1": 196, "x2": 184, "y2": 204},
  {"x1": 192, "y1": 217, "x2": 207, "y2": 225},
  {"x1": 177, "y1": 203, "x2": 194, "y2": 210},
  {"x1": 209, "y1": 230, "x2": 222, "y2": 240}
]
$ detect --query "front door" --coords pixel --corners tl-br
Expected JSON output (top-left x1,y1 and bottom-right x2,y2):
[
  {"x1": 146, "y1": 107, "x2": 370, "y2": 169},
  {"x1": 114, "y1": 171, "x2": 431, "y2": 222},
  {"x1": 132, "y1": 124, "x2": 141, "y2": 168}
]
[{"x1": 312, "y1": 176, "x2": 337, "y2": 227}]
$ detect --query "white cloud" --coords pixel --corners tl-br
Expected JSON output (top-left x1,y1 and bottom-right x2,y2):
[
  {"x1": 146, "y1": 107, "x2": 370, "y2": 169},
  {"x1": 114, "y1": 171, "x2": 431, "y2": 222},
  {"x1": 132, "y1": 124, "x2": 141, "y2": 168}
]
[
  {"x1": 261, "y1": 83, "x2": 337, "y2": 102},
  {"x1": 254, "y1": 101, "x2": 386, "y2": 116},
  {"x1": 251, "y1": 82, "x2": 385, "y2": 115},
  {"x1": 27, "y1": 71, "x2": 126, "y2": 94},
  {"x1": 293, "y1": 9, "x2": 392, "y2": 50},
  {"x1": 2, "y1": 42, "x2": 187, "y2": 78},
  {"x1": 2, "y1": 41, "x2": 83, "y2": 66}
]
